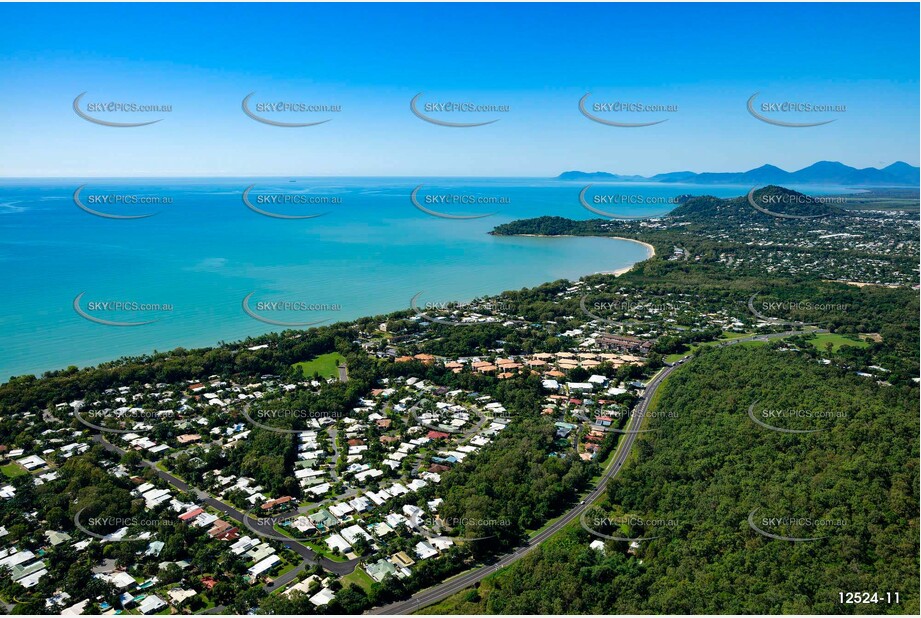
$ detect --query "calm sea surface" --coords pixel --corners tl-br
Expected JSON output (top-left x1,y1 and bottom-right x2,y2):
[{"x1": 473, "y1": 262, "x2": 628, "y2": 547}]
[{"x1": 0, "y1": 178, "x2": 848, "y2": 381}]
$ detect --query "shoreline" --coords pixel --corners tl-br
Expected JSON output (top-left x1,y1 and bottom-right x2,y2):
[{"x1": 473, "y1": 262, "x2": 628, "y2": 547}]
[
  {"x1": 512, "y1": 234, "x2": 656, "y2": 276},
  {"x1": 4, "y1": 235, "x2": 657, "y2": 383}
]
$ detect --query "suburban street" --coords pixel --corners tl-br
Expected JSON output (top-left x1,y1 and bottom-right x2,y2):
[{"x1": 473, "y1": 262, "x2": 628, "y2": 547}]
[
  {"x1": 90, "y1": 435, "x2": 361, "y2": 577},
  {"x1": 368, "y1": 328, "x2": 817, "y2": 614}
]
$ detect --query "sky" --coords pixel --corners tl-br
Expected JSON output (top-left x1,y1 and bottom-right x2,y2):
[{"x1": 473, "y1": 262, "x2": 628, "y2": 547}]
[{"x1": 0, "y1": 2, "x2": 918, "y2": 177}]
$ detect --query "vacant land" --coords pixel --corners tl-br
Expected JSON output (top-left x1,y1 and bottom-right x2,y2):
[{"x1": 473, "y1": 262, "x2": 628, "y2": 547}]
[
  {"x1": 1, "y1": 462, "x2": 27, "y2": 478},
  {"x1": 808, "y1": 332, "x2": 870, "y2": 352},
  {"x1": 292, "y1": 352, "x2": 346, "y2": 379},
  {"x1": 341, "y1": 568, "x2": 375, "y2": 592}
]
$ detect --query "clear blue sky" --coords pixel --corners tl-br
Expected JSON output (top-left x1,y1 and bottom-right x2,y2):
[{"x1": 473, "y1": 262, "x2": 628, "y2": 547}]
[{"x1": 0, "y1": 2, "x2": 917, "y2": 177}]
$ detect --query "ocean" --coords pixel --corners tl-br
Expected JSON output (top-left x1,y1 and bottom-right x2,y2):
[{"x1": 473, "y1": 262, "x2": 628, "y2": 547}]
[{"x1": 0, "y1": 178, "x2": 846, "y2": 381}]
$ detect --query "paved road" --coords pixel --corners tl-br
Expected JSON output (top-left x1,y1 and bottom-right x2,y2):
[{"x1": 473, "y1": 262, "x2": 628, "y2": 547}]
[
  {"x1": 90, "y1": 435, "x2": 360, "y2": 577},
  {"x1": 265, "y1": 559, "x2": 309, "y2": 592},
  {"x1": 368, "y1": 327, "x2": 820, "y2": 614},
  {"x1": 368, "y1": 361, "x2": 683, "y2": 615}
]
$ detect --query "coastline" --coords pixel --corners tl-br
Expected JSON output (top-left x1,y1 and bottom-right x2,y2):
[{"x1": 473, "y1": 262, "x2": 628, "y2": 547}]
[
  {"x1": 4, "y1": 234, "x2": 658, "y2": 383},
  {"x1": 513, "y1": 234, "x2": 656, "y2": 276},
  {"x1": 605, "y1": 236, "x2": 656, "y2": 275}
]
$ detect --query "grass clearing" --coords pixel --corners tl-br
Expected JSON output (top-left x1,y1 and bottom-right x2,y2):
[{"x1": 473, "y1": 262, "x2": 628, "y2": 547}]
[
  {"x1": 1, "y1": 462, "x2": 27, "y2": 478},
  {"x1": 292, "y1": 352, "x2": 346, "y2": 379},
  {"x1": 273, "y1": 560, "x2": 297, "y2": 579},
  {"x1": 341, "y1": 568, "x2": 375, "y2": 592},
  {"x1": 808, "y1": 332, "x2": 870, "y2": 353}
]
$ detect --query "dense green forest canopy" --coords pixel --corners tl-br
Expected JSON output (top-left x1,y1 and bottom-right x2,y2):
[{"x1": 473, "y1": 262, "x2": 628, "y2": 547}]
[{"x1": 425, "y1": 345, "x2": 919, "y2": 614}]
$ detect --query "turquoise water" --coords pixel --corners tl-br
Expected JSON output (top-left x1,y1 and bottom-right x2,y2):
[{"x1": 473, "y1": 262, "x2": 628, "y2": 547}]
[{"x1": 0, "y1": 178, "x2": 843, "y2": 380}]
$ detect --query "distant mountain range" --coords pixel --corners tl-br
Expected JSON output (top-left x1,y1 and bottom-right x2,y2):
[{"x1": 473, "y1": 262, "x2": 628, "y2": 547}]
[{"x1": 557, "y1": 161, "x2": 920, "y2": 187}]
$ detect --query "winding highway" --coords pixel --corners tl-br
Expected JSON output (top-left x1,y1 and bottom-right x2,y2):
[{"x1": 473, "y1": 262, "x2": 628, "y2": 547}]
[
  {"x1": 368, "y1": 328, "x2": 820, "y2": 614},
  {"x1": 368, "y1": 359, "x2": 682, "y2": 614}
]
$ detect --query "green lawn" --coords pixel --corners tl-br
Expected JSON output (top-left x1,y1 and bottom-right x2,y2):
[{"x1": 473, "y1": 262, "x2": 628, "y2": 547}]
[
  {"x1": 341, "y1": 568, "x2": 375, "y2": 592},
  {"x1": 1, "y1": 462, "x2": 27, "y2": 478},
  {"x1": 273, "y1": 560, "x2": 297, "y2": 578},
  {"x1": 292, "y1": 352, "x2": 346, "y2": 379},
  {"x1": 808, "y1": 332, "x2": 870, "y2": 353}
]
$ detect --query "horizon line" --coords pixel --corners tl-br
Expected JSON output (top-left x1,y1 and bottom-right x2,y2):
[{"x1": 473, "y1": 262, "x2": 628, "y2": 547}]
[{"x1": 2, "y1": 160, "x2": 918, "y2": 181}]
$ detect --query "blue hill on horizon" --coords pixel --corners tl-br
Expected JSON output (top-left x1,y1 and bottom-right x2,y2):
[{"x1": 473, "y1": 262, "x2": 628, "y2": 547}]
[{"x1": 558, "y1": 161, "x2": 920, "y2": 187}]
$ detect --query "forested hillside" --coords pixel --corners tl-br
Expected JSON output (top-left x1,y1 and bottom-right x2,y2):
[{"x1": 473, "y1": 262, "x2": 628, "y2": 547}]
[{"x1": 425, "y1": 345, "x2": 919, "y2": 614}]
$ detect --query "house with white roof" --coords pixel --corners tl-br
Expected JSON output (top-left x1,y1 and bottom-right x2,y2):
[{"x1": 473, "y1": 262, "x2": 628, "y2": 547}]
[
  {"x1": 340, "y1": 524, "x2": 373, "y2": 546},
  {"x1": 310, "y1": 587, "x2": 336, "y2": 606},
  {"x1": 138, "y1": 595, "x2": 166, "y2": 614},
  {"x1": 325, "y1": 533, "x2": 351, "y2": 554},
  {"x1": 414, "y1": 541, "x2": 438, "y2": 560},
  {"x1": 248, "y1": 555, "x2": 281, "y2": 578},
  {"x1": 16, "y1": 455, "x2": 47, "y2": 470}
]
